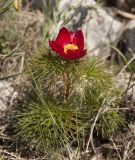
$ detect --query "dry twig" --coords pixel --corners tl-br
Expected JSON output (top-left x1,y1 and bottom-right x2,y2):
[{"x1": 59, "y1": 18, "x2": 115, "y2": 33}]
[
  {"x1": 116, "y1": 9, "x2": 135, "y2": 19},
  {"x1": 85, "y1": 99, "x2": 107, "y2": 159}
]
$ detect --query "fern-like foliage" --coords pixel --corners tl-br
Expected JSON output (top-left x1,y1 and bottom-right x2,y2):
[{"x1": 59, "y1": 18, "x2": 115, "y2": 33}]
[{"x1": 17, "y1": 47, "x2": 124, "y2": 156}]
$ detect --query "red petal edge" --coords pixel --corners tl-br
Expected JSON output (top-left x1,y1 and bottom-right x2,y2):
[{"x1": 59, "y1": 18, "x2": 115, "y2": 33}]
[
  {"x1": 73, "y1": 30, "x2": 84, "y2": 50},
  {"x1": 55, "y1": 27, "x2": 70, "y2": 45},
  {"x1": 49, "y1": 40, "x2": 65, "y2": 56}
]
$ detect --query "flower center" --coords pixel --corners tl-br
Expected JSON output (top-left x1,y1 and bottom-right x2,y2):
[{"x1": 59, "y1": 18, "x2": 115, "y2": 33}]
[{"x1": 64, "y1": 44, "x2": 78, "y2": 53}]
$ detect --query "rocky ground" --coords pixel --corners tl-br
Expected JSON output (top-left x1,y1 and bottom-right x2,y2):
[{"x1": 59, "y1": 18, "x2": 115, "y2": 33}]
[{"x1": 0, "y1": 0, "x2": 135, "y2": 159}]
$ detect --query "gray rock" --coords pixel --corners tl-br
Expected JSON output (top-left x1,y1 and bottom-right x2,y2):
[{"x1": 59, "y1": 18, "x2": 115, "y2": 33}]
[
  {"x1": 58, "y1": 0, "x2": 96, "y2": 12},
  {"x1": 106, "y1": 0, "x2": 135, "y2": 13},
  {"x1": 80, "y1": 7, "x2": 123, "y2": 57},
  {"x1": 119, "y1": 20, "x2": 135, "y2": 54},
  {"x1": 0, "y1": 81, "x2": 17, "y2": 111}
]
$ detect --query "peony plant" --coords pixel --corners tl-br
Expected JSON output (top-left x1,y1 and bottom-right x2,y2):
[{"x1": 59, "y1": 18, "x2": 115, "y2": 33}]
[{"x1": 17, "y1": 27, "x2": 124, "y2": 158}]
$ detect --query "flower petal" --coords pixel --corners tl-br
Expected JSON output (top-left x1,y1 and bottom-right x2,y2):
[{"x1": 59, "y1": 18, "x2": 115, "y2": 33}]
[
  {"x1": 69, "y1": 31, "x2": 74, "y2": 42},
  {"x1": 64, "y1": 49, "x2": 87, "y2": 60},
  {"x1": 73, "y1": 30, "x2": 84, "y2": 50},
  {"x1": 49, "y1": 27, "x2": 87, "y2": 60},
  {"x1": 55, "y1": 27, "x2": 70, "y2": 45},
  {"x1": 49, "y1": 40, "x2": 65, "y2": 56}
]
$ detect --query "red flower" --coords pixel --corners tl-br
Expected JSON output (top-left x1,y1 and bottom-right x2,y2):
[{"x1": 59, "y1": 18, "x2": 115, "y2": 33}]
[{"x1": 49, "y1": 27, "x2": 87, "y2": 60}]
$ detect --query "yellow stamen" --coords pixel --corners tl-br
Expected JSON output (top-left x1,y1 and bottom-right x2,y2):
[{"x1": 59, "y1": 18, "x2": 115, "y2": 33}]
[{"x1": 64, "y1": 44, "x2": 78, "y2": 54}]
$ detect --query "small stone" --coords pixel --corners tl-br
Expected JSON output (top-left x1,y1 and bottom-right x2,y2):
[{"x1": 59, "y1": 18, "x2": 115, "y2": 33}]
[{"x1": 0, "y1": 81, "x2": 17, "y2": 111}]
